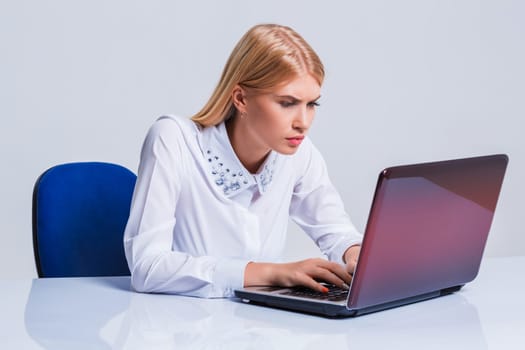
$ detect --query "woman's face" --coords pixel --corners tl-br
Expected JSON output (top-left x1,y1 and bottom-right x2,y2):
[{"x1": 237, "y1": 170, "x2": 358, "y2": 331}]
[{"x1": 240, "y1": 74, "x2": 321, "y2": 156}]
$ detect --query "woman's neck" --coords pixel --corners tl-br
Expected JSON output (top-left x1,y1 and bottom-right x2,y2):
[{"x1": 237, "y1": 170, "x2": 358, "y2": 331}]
[{"x1": 225, "y1": 116, "x2": 270, "y2": 174}]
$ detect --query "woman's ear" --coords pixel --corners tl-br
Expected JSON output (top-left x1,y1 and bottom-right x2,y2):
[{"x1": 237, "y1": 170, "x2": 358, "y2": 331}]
[{"x1": 231, "y1": 85, "x2": 247, "y2": 114}]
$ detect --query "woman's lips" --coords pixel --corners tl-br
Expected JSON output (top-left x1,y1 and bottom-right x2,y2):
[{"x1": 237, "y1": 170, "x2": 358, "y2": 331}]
[{"x1": 286, "y1": 136, "x2": 304, "y2": 146}]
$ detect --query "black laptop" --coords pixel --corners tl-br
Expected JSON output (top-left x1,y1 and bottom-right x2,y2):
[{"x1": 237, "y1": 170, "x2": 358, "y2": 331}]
[{"x1": 235, "y1": 154, "x2": 508, "y2": 317}]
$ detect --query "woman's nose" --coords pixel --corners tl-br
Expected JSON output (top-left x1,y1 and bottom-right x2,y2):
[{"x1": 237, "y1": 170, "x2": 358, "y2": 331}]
[{"x1": 292, "y1": 106, "x2": 312, "y2": 131}]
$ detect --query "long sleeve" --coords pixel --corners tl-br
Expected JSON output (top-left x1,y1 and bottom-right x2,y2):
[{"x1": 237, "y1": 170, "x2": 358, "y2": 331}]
[
  {"x1": 123, "y1": 118, "x2": 248, "y2": 298},
  {"x1": 289, "y1": 139, "x2": 362, "y2": 265}
]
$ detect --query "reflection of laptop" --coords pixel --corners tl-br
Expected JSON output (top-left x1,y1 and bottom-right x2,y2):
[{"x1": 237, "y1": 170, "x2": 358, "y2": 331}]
[{"x1": 235, "y1": 154, "x2": 508, "y2": 318}]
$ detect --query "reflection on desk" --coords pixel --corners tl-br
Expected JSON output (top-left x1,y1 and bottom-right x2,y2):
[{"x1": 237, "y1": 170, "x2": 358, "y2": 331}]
[{"x1": 2, "y1": 257, "x2": 524, "y2": 349}]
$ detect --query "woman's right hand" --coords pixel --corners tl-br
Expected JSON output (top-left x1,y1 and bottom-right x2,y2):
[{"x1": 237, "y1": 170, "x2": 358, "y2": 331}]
[{"x1": 244, "y1": 258, "x2": 352, "y2": 293}]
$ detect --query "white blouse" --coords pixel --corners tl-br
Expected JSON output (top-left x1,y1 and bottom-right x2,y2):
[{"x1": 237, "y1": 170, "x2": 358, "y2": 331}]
[{"x1": 124, "y1": 115, "x2": 362, "y2": 298}]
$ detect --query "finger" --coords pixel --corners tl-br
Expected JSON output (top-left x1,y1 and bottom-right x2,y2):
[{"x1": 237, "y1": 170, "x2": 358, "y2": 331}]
[
  {"x1": 346, "y1": 260, "x2": 358, "y2": 275},
  {"x1": 304, "y1": 264, "x2": 349, "y2": 289},
  {"x1": 301, "y1": 276, "x2": 330, "y2": 293},
  {"x1": 311, "y1": 267, "x2": 348, "y2": 288},
  {"x1": 316, "y1": 260, "x2": 352, "y2": 285},
  {"x1": 344, "y1": 246, "x2": 361, "y2": 274}
]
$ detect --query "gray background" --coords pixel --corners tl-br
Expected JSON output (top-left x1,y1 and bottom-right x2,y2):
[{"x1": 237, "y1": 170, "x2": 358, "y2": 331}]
[{"x1": 1, "y1": 0, "x2": 523, "y2": 278}]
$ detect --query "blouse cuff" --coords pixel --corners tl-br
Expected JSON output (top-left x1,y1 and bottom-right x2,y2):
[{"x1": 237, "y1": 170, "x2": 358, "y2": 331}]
[
  {"x1": 329, "y1": 236, "x2": 363, "y2": 266},
  {"x1": 212, "y1": 257, "x2": 250, "y2": 297}
]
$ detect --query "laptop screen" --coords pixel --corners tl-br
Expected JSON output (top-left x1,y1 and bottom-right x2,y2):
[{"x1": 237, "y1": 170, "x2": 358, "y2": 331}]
[{"x1": 348, "y1": 155, "x2": 508, "y2": 310}]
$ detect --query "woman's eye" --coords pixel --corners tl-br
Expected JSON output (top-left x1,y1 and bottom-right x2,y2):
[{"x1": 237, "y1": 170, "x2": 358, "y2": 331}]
[
  {"x1": 278, "y1": 100, "x2": 320, "y2": 108},
  {"x1": 279, "y1": 101, "x2": 295, "y2": 108}
]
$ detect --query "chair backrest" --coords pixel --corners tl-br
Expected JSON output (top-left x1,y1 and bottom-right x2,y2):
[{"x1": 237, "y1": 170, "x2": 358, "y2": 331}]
[{"x1": 32, "y1": 162, "x2": 136, "y2": 277}]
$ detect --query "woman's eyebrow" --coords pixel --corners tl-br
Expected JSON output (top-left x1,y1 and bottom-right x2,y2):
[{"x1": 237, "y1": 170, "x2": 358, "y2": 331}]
[{"x1": 275, "y1": 94, "x2": 321, "y2": 102}]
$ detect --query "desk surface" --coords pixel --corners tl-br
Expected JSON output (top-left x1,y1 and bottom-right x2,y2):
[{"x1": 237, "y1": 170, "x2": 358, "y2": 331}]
[{"x1": 1, "y1": 256, "x2": 524, "y2": 349}]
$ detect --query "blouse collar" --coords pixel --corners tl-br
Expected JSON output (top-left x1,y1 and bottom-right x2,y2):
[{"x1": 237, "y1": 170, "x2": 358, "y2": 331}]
[{"x1": 198, "y1": 121, "x2": 277, "y2": 198}]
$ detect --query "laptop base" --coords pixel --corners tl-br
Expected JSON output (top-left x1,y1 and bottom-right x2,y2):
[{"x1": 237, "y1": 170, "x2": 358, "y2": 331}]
[{"x1": 235, "y1": 285, "x2": 462, "y2": 318}]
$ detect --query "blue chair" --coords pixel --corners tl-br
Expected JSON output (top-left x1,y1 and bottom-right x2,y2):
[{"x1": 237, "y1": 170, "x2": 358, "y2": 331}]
[{"x1": 32, "y1": 162, "x2": 136, "y2": 277}]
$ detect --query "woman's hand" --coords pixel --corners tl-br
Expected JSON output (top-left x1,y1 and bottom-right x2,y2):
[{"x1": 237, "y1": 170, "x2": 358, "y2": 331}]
[
  {"x1": 244, "y1": 258, "x2": 352, "y2": 293},
  {"x1": 343, "y1": 245, "x2": 361, "y2": 275}
]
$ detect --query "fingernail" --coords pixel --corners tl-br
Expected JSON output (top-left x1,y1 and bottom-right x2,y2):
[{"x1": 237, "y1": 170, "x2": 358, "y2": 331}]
[
  {"x1": 321, "y1": 286, "x2": 329, "y2": 293},
  {"x1": 342, "y1": 282, "x2": 349, "y2": 290}
]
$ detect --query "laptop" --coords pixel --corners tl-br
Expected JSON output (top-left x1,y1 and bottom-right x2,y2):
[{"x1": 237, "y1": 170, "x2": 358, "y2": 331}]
[{"x1": 234, "y1": 154, "x2": 509, "y2": 317}]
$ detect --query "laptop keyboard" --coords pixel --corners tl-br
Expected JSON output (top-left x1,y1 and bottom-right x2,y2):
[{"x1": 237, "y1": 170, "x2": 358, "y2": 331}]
[{"x1": 280, "y1": 285, "x2": 348, "y2": 302}]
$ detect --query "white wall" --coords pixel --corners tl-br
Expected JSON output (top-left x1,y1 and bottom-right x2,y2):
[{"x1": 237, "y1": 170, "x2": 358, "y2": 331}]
[{"x1": 1, "y1": 0, "x2": 523, "y2": 278}]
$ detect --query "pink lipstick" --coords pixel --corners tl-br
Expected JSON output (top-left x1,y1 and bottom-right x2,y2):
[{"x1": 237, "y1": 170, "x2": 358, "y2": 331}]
[{"x1": 286, "y1": 136, "x2": 304, "y2": 146}]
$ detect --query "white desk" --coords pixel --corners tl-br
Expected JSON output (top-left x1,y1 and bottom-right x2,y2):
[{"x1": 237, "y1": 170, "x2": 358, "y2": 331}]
[{"x1": 1, "y1": 256, "x2": 524, "y2": 349}]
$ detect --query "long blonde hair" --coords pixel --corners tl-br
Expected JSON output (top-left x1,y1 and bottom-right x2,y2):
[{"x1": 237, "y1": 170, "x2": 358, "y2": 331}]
[{"x1": 191, "y1": 24, "x2": 325, "y2": 127}]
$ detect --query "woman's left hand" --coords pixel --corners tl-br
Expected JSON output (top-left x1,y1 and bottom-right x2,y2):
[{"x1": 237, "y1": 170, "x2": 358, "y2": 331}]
[{"x1": 343, "y1": 245, "x2": 361, "y2": 275}]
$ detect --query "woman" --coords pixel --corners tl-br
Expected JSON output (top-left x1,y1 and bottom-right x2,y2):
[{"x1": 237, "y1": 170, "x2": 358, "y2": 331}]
[{"x1": 124, "y1": 24, "x2": 362, "y2": 298}]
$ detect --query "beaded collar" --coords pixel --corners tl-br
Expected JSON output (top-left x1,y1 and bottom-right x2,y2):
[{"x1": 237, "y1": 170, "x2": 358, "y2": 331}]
[{"x1": 198, "y1": 122, "x2": 277, "y2": 197}]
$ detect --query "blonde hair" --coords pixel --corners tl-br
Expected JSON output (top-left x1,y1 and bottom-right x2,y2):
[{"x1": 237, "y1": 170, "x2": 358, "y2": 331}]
[{"x1": 191, "y1": 24, "x2": 325, "y2": 127}]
